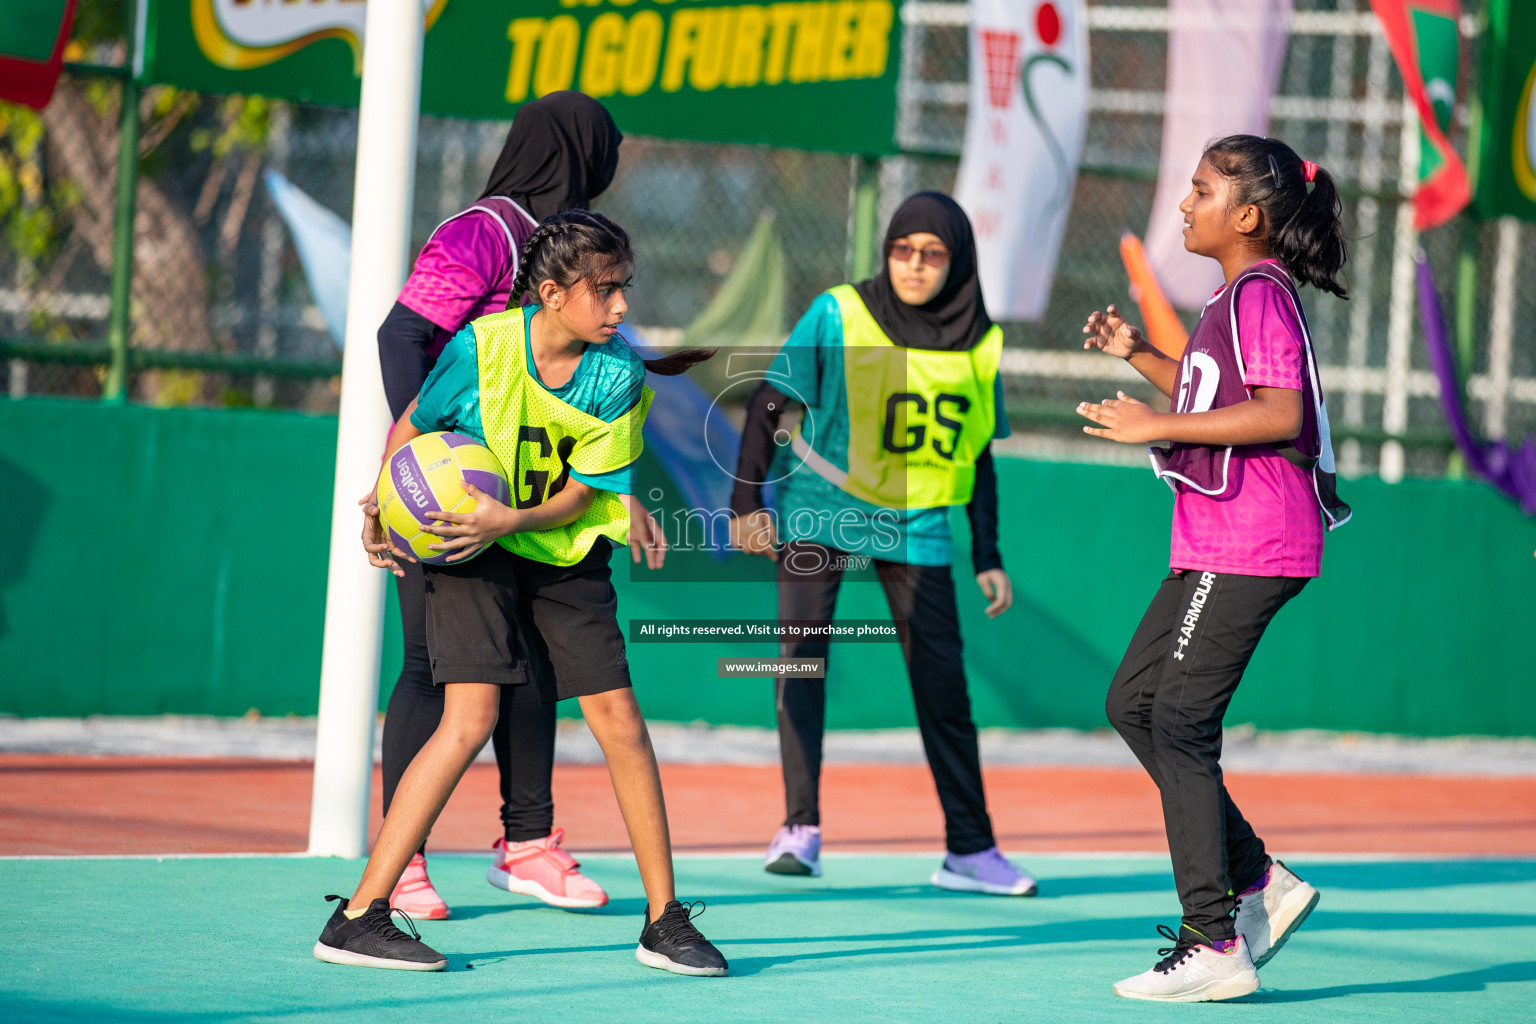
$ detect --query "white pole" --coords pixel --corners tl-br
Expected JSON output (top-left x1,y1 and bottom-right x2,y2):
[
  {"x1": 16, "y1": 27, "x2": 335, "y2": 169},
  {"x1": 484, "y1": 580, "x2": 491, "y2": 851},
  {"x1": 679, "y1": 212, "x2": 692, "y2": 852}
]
[
  {"x1": 1379, "y1": 94, "x2": 1420, "y2": 485},
  {"x1": 1340, "y1": 28, "x2": 1389, "y2": 478},
  {"x1": 1483, "y1": 217, "x2": 1519, "y2": 440},
  {"x1": 308, "y1": 0, "x2": 423, "y2": 858}
]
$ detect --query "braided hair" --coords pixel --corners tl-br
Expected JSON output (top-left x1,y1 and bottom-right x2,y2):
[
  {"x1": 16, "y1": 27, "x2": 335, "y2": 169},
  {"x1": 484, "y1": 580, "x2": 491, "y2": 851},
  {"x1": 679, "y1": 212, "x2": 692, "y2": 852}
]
[
  {"x1": 1201, "y1": 134, "x2": 1349, "y2": 299},
  {"x1": 512, "y1": 209, "x2": 714, "y2": 376}
]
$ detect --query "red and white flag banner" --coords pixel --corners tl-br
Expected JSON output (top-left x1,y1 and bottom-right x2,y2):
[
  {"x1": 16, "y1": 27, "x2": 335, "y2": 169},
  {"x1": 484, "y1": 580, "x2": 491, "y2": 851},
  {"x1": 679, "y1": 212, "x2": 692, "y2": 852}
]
[
  {"x1": 955, "y1": 0, "x2": 1090, "y2": 322},
  {"x1": 1369, "y1": 0, "x2": 1472, "y2": 230},
  {"x1": 0, "y1": 0, "x2": 79, "y2": 111}
]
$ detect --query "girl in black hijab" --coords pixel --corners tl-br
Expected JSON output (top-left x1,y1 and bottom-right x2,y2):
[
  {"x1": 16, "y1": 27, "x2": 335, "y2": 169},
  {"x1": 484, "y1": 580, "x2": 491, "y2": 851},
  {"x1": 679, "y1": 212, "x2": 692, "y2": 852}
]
[
  {"x1": 371, "y1": 91, "x2": 627, "y2": 921},
  {"x1": 728, "y1": 192, "x2": 1034, "y2": 894},
  {"x1": 479, "y1": 90, "x2": 622, "y2": 220},
  {"x1": 853, "y1": 190, "x2": 993, "y2": 352}
]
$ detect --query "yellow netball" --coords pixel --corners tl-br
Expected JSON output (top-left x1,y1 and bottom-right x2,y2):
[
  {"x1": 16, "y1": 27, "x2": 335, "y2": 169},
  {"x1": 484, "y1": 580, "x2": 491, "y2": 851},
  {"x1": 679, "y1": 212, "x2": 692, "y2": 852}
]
[{"x1": 375, "y1": 432, "x2": 511, "y2": 565}]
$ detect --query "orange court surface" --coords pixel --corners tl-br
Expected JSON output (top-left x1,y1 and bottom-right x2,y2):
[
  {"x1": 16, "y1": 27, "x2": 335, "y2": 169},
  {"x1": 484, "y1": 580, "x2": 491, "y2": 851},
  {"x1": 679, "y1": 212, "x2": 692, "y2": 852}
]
[{"x1": 5, "y1": 755, "x2": 1534, "y2": 858}]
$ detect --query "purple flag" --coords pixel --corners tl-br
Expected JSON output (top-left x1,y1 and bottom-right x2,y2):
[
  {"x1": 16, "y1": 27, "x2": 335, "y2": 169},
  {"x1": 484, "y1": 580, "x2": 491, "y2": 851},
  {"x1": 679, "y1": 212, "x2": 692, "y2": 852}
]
[{"x1": 1416, "y1": 250, "x2": 1536, "y2": 514}]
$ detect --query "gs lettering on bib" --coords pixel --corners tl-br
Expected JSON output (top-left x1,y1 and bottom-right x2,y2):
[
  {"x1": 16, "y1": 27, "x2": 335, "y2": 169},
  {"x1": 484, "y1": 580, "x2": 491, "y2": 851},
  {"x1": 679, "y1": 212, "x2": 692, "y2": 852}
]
[
  {"x1": 472, "y1": 307, "x2": 653, "y2": 566},
  {"x1": 790, "y1": 285, "x2": 1001, "y2": 509},
  {"x1": 880, "y1": 391, "x2": 979, "y2": 459},
  {"x1": 509, "y1": 424, "x2": 577, "y2": 509}
]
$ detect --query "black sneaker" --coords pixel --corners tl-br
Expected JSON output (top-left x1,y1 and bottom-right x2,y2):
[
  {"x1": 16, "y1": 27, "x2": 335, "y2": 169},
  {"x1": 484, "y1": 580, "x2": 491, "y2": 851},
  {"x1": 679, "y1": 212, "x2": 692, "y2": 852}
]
[
  {"x1": 636, "y1": 900, "x2": 728, "y2": 976},
  {"x1": 313, "y1": 894, "x2": 448, "y2": 971}
]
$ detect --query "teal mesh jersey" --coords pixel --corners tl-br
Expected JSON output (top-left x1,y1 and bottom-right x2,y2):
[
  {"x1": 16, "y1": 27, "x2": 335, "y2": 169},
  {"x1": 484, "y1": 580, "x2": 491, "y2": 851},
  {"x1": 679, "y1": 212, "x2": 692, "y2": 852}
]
[
  {"x1": 410, "y1": 305, "x2": 643, "y2": 494},
  {"x1": 769, "y1": 292, "x2": 1009, "y2": 567}
]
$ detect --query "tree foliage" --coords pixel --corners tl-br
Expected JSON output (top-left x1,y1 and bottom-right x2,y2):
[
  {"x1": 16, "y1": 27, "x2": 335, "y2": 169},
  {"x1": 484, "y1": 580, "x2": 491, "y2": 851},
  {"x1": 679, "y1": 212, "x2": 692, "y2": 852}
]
[{"x1": 1, "y1": 0, "x2": 278, "y2": 404}]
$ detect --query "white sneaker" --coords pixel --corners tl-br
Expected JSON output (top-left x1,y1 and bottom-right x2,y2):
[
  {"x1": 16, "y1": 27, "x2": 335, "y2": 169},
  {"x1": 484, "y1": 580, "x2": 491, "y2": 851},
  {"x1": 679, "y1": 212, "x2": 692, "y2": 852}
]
[
  {"x1": 1236, "y1": 860, "x2": 1320, "y2": 968},
  {"x1": 1112, "y1": 927, "x2": 1260, "y2": 1002}
]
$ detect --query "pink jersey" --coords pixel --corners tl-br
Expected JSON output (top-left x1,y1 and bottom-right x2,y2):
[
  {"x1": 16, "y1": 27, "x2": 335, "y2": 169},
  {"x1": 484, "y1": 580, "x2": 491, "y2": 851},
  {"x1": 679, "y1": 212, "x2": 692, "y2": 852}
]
[
  {"x1": 1168, "y1": 270, "x2": 1325, "y2": 577},
  {"x1": 396, "y1": 197, "x2": 537, "y2": 360}
]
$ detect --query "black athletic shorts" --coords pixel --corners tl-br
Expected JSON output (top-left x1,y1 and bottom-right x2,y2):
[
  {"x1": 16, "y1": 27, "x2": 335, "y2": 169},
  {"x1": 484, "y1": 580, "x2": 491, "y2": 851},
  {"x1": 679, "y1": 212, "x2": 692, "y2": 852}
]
[{"x1": 421, "y1": 541, "x2": 631, "y2": 703}]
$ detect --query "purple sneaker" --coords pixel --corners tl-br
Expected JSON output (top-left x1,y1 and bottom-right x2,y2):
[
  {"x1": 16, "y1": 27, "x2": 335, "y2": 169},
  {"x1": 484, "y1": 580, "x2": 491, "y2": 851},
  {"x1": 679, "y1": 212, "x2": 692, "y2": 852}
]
[
  {"x1": 932, "y1": 846, "x2": 1037, "y2": 896},
  {"x1": 763, "y1": 824, "x2": 822, "y2": 877}
]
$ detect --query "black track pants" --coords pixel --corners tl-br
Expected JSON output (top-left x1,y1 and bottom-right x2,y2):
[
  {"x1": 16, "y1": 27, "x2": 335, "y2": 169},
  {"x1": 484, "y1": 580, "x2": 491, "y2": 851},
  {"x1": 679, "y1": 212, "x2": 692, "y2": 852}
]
[
  {"x1": 1106, "y1": 569, "x2": 1307, "y2": 940},
  {"x1": 379, "y1": 558, "x2": 557, "y2": 848},
  {"x1": 775, "y1": 541, "x2": 997, "y2": 855}
]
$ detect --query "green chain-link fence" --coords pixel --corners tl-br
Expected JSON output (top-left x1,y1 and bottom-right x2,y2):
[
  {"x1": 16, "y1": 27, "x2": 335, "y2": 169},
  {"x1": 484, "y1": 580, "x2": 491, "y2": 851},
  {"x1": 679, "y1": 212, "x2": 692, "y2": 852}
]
[{"x1": 2, "y1": 1, "x2": 1529, "y2": 481}]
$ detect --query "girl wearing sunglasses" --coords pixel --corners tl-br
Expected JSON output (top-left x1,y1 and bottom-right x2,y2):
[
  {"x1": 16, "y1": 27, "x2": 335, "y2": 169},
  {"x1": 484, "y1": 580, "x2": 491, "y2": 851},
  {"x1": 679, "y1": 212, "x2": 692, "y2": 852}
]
[{"x1": 728, "y1": 193, "x2": 1035, "y2": 896}]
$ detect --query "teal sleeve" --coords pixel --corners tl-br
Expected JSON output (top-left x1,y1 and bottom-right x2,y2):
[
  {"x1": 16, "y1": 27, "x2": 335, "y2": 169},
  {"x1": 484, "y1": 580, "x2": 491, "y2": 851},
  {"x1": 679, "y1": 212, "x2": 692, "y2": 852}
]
[
  {"x1": 572, "y1": 348, "x2": 643, "y2": 492},
  {"x1": 410, "y1": 326, "x2": 480, "y2": 436},
  {"x1": 570, "y1": 463, "x2": 634, "y2": 494},
  {"x1": 992, "y1": 375, "x2": 1011, "y2": 440},
  {"x1": 775, "y1": 292, "x2": 840, "y2": 399},
  {"x1": 567, "y1": 345, "x2": 644, "y2": 493}
]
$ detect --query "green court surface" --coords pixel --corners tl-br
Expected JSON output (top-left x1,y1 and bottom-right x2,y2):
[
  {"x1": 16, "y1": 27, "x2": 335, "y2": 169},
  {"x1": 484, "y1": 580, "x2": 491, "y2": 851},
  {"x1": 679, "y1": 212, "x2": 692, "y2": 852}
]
[{"x1": 9, "y1": 854, "x2": 1535, "y2": 1023}]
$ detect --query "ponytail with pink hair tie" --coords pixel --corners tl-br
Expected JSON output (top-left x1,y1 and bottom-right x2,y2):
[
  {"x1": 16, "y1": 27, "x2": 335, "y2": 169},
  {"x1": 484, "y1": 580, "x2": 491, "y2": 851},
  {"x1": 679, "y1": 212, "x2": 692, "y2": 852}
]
[{"x1": 1301, "y1": 160, "x2": 1319, "y2": 183}]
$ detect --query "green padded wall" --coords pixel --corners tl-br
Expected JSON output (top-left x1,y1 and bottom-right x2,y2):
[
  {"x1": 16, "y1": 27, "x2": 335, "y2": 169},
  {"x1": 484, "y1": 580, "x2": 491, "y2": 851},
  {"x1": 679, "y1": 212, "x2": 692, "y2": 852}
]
[{"x1": 2, "y1": 398, "x2": 1532, "y2": 735}]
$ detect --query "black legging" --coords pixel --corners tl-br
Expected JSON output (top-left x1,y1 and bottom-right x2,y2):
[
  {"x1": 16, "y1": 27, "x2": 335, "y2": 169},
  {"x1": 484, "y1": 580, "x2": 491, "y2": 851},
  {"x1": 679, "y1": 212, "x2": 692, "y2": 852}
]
[
  {"x1": 1105, "y1": 570, "x2": 1303, "y2": 940},
  {"x1": 775, "y1": 540, "x2": 997, "y2": 855},
  {"x1": 380, "y1": 558, "x2": 557, "y2": 850}
]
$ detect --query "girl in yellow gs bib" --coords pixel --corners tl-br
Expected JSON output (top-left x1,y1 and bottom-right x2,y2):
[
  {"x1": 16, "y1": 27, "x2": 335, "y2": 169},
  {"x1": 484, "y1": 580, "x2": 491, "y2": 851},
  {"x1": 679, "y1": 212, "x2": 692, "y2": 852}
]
[
  {"x1": 729, "y1": 193, "x2": 1035, "y2": 896},
  {"x1": 317, "y1": 210, "x2": 727, "y2": 978}
]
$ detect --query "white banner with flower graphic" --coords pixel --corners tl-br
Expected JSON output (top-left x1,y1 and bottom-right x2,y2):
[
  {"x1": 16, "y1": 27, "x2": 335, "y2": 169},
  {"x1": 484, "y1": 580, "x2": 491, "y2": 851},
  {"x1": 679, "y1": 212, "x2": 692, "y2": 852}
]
[{"x1": 954, "y1": 0, "x2": 1090, "y2": 321}]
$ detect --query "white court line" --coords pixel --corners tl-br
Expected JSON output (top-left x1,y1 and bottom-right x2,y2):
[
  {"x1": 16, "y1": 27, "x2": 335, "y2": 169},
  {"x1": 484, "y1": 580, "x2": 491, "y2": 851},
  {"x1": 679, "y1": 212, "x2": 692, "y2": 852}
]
[{"x1": 6, "y1": 850, "x2": 1532, "y2": 863}]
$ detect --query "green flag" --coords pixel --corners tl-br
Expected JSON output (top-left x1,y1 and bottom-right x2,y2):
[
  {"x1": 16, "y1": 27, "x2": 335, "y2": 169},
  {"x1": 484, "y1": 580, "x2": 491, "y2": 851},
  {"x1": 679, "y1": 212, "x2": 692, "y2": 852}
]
[{"x1": 1473, "y1": 0, "x2": 1536, "y2": 221}]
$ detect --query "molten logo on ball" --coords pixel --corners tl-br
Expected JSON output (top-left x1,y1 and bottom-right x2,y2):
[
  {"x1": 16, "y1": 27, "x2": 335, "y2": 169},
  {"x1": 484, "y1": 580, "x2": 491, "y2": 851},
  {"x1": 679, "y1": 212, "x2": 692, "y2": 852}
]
[
  {"x1": 376, "y1": 432, "x2": 511, "y2": 566},
  {"x1": 397, "y1": 463, "x2": 431, "y2": 510}
]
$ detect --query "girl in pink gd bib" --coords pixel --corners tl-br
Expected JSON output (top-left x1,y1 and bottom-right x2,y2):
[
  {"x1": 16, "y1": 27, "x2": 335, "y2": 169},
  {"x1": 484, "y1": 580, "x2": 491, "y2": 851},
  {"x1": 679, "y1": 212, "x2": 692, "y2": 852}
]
[{"x1": 1077, "y1": 134, "x2": 1350, "y2": 1003}]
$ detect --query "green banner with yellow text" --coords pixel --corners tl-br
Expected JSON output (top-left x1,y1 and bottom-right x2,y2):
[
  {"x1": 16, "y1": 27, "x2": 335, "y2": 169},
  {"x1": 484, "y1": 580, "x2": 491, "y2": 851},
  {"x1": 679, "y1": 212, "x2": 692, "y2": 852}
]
[
  {"x1": 142, "y1": 0, "x2": 903, "y2": 154},
  {"x1": 1474, "y1": 0, "x2": 1536, "y2": 221}
]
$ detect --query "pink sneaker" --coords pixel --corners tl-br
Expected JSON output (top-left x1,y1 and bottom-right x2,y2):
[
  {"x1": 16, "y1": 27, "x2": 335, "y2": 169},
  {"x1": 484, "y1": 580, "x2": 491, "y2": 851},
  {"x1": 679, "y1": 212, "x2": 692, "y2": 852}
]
[
  {"x1": 486, "y1": 829, "x2": 608, "y2": 909},
  {"x1": 390, "y1": 852, "x2": 450, "y2": 920}
]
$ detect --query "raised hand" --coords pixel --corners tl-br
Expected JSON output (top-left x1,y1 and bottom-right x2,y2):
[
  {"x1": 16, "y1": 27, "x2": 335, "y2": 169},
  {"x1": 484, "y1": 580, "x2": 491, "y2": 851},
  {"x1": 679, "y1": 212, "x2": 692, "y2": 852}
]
[
  {"x1": 1082, "y1": 304, "x2": 1145, "y2": 359},
  {"x1": 1077, "y1": 391, "x2": 1162, "y2": 444}
]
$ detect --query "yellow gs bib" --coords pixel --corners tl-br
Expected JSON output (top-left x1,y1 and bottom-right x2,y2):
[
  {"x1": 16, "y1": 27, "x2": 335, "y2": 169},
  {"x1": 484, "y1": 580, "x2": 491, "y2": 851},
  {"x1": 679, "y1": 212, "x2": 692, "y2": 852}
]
[
  {"x1": 796, "y1": 285, "x2": 1000, "y2": 509},
  {"x1": 472, "y1": 308, "x2": 652, "y2": 566}
]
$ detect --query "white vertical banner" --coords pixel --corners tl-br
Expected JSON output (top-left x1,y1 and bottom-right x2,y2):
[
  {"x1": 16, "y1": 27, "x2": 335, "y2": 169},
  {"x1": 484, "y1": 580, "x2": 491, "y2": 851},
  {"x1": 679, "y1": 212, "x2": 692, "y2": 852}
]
[
  {"x1": 1145, "y1": 0, "x2": 1292, "y2": 309},
  {"x1": 955, "y1": 0, "x2": 1090, "y2": 321}
]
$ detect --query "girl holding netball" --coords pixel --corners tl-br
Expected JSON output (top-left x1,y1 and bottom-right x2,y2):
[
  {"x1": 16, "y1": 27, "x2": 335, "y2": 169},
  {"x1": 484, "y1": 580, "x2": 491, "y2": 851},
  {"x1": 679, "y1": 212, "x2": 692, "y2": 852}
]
[
  {"x1": 729, "y1": 192, "x2": 1035, "y2": 897},
  {"x1": 375, "y1": 92, "x2": 628, "y2": 920},
  {"x1": 317, "y1": 209, "x2": 725, "y2": 976},
  {"x1": 1078, "y1": 135, "x2": 1350, "y2": 1001}
]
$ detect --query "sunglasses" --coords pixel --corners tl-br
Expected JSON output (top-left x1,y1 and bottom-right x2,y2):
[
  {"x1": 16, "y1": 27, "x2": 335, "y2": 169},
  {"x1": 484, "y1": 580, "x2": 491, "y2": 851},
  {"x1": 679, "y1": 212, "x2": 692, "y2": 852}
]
[{"x1": 885, "y1": 241, "x2": 951, "y2": 269}]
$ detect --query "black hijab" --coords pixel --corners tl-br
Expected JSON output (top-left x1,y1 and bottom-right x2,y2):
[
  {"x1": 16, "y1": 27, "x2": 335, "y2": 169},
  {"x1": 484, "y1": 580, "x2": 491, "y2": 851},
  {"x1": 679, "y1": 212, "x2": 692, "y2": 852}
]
[
  {"x1": 853, "y1": 191, "x2": 992, "y2": 351},
  {"x1": 479, "y1": 92, "x2": 622, "y2": 220}
]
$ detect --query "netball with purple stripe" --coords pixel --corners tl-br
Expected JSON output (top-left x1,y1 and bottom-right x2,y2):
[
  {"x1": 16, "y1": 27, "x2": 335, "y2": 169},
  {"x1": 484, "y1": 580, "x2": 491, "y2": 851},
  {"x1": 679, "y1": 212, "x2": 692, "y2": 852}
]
[
  {"x1": 389, "y1": 526, "x2": 414, "y2": 556},
  {"x1": 391, "y1": 446, "x2": 443, "y2": 515},
  {"x1": 462, "y1": 470, "x2": 510, "y2": 505},
  {"x1": 374, "y1": 430, "x2": 512, "y2": 566}
]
